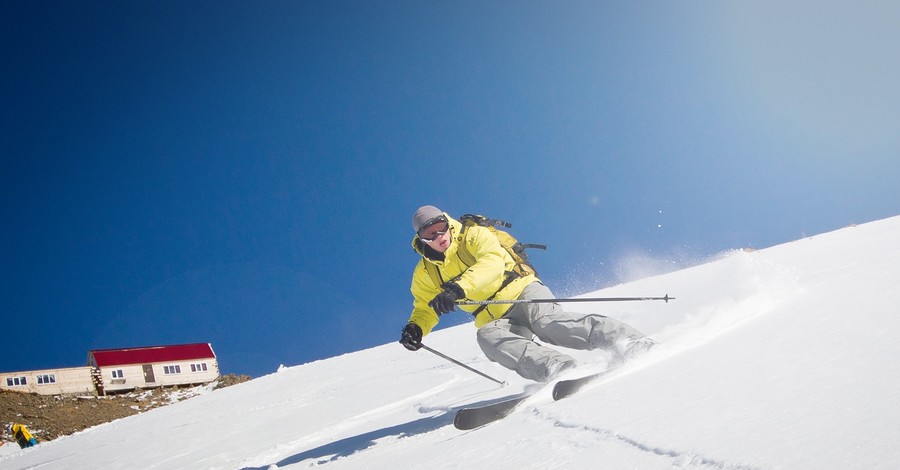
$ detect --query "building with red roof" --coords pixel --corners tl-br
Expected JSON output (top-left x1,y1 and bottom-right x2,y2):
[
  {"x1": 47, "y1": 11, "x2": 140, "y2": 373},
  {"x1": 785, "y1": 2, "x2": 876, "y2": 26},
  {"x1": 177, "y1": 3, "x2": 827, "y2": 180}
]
[{"x1": 88, "y1": 343, "x2": 219, "y2": 395}]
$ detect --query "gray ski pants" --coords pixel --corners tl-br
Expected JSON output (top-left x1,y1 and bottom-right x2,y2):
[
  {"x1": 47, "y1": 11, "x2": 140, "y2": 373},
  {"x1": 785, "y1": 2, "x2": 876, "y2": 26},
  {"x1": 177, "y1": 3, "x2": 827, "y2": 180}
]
[{"x1": 475, "y1": 281, "x2": 645, "y2": 382}]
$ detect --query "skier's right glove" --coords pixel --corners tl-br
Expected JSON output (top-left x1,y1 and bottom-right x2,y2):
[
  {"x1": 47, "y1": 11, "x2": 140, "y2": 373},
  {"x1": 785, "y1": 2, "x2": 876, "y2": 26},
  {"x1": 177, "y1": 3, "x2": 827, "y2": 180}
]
[{"x1": 399, "y1": 323, "x2": 423, "y2": 351}]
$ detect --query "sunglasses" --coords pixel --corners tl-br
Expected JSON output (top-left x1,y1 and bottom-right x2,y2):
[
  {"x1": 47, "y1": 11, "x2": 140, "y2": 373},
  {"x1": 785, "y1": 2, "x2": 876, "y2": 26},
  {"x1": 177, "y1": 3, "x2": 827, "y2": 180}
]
[{"x1": 418, "y1": 218, "x2": 450, "y2": 242}]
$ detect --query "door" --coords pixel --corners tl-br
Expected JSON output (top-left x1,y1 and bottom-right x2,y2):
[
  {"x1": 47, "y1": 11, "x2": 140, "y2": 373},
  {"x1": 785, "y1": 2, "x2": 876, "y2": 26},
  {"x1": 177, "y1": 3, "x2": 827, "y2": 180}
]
[{"x1": 142, "y1": 364, "x2": 156, "y2": 384}]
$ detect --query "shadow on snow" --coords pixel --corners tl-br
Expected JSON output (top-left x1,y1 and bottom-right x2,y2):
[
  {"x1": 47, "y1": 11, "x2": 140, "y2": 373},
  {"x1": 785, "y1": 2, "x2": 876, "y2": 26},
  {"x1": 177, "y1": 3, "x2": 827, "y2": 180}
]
[
  {"x1": 239, "y1": 412, "x2": 456, "y2": 469},
  {"x1": 239, "y1": 393, "x2": 524, "y2": 469}
]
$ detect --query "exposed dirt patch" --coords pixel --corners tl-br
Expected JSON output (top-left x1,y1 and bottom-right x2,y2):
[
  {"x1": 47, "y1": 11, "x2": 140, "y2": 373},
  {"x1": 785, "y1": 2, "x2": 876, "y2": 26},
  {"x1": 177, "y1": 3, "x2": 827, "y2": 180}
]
[{"x1": 0, "y1": 374, "x2": 251, "y2": 444}]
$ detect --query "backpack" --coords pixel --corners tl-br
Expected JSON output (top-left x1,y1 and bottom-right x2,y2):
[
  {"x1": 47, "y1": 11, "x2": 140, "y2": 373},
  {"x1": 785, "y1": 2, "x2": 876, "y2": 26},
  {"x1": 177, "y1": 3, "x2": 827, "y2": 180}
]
[{"x1": 423, "y1": 214, "x2": 546, "y2": 288}]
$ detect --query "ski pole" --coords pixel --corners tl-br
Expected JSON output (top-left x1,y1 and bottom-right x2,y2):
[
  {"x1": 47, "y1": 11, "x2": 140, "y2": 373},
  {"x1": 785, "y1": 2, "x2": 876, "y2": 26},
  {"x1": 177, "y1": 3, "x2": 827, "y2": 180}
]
[
  {"x1": 457, "y1": 294, "x2": 674, "y2": 306},
  {"x1": 420, "y1": 344, "x2": 507, "y2": 386}
]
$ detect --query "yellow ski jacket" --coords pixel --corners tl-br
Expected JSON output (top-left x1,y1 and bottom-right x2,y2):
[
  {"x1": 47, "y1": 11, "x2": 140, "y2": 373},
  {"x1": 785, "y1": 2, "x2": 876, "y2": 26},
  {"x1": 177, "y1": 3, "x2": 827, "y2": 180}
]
[{"x1": 408, "y1": 214, "x2": 537, "y2": 336}]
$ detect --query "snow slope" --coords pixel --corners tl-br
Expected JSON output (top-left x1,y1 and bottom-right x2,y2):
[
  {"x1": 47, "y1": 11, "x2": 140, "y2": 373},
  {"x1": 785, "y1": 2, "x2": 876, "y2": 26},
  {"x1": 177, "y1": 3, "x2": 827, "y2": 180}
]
[{"x1": 3, "y1": 216, "x2": 900, "y2": 469}]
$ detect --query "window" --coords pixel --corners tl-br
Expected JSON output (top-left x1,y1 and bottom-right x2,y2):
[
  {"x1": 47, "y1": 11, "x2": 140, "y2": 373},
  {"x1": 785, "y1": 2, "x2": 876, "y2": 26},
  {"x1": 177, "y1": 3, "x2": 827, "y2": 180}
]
[
  {"x1": 6, "y1": 376, "x2": 27, "y2": 387},
  {"x1": 111, "y1": 370, "x2": 124, "y2": 379},
  {"x1": 190, "y1": 363, "x2": 208, "y2": 372},
  {"x1": 163, "y1": 365, "x2": 182, "y2": 375},
  {"x1": 37, "y1": 374, "x2": 57, "y2": 385}
]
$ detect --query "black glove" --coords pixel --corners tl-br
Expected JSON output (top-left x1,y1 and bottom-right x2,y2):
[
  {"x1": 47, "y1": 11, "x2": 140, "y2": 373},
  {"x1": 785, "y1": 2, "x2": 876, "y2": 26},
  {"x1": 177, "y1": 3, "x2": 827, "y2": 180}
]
[
  {"x1": 400, "y1": 323, "x2": 423, "y2": 351},
  {"x1": 428, "y1": 282, "x2": 465, "y2": 315}
]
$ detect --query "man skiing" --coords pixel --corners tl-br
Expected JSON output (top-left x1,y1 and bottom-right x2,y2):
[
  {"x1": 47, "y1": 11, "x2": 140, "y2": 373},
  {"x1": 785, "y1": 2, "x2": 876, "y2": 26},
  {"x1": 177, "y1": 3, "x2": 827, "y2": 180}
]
[{"x1": 399, "y1": 205, "x2": 655, "y2": 382}]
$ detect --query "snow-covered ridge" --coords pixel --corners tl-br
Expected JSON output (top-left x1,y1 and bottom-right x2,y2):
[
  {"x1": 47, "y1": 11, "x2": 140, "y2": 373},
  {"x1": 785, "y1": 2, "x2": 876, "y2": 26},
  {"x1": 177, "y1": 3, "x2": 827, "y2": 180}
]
[{"x1": 4, "y1": 216, "x2": 899, "y2": 469}]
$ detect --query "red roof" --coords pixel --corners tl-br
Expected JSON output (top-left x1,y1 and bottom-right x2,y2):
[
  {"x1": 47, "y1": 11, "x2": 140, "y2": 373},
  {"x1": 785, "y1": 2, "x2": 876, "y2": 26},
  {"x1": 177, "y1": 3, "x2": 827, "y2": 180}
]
[{"x1": 89, "y1": 343, "x2": 216, "y2": 367}]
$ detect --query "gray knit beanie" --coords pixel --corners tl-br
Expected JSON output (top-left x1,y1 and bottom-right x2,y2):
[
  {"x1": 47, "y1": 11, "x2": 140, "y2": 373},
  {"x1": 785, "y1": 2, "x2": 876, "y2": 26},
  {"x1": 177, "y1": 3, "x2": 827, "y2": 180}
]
[{"x1": 412, "y1": 205, "x2": 444, "y2": 232}]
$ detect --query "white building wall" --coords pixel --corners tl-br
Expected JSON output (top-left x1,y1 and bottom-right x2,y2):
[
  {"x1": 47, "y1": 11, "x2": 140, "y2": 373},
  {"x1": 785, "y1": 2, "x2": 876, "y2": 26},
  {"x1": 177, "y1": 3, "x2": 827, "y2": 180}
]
[
  {"x1": 98, "y1": 358, "x2": 220, "y2": 393},
  {"x1": 152, "y1": 359, "x2": 220, "y2": 387},
  {"x1": 98, "y1": 364, "x2": 150, "y2": 393},
  {"x1": 0, "y1": 366, "x2": 94, "y2": 396}
]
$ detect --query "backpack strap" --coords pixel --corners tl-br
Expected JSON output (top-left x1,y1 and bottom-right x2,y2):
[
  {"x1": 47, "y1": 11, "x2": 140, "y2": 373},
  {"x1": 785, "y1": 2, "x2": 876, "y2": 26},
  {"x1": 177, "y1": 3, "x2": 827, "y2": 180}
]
[
  {"x1": 519, "y1": 243, "x2": 548, "y2": 251},
  {"x1": 459, "y1": 214, "x2": 510, "y2": 229},
  {"x1": 455, "y1": 223, "x2": 476, "y2": 267},
  {"x1": 423, "y1": 260, "x2": 442, "y2": 288},
  {"x1": 469, "y1": 270, "x2": 520, "y2": 319}
]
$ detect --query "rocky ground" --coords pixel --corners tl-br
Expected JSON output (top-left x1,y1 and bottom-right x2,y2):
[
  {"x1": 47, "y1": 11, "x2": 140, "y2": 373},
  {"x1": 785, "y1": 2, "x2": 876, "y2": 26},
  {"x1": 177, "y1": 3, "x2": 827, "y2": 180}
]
[{"x1": 0, "y1": 373, "x2": 251, "y2": 445}]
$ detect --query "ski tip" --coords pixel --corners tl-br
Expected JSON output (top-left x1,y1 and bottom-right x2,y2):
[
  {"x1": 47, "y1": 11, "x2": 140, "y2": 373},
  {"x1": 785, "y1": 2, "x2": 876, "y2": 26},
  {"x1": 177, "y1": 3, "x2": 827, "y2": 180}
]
[
  {"x1": 452, "y1": 413, "x2": 468, "y2": 430},
  {"x1": 551, "y1": 370, "x2": 611, "y2": 401}
]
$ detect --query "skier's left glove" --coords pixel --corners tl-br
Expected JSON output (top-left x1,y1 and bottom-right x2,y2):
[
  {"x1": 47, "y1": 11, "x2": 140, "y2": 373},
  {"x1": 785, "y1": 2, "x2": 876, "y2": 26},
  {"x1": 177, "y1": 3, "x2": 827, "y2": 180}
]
[{"x1": 428, "y1": 282, "x2": 464, "y2": 315}]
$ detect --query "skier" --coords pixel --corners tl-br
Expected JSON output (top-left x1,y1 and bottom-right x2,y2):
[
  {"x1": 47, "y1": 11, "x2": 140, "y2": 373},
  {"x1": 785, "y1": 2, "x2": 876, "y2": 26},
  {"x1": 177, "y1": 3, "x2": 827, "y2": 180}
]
[
  {"x1": 8, "y1": 422, "x2": 38, "y2": 449},
  {"x1": 399, "y1": 205, "x2": 655, "y2": 382}
]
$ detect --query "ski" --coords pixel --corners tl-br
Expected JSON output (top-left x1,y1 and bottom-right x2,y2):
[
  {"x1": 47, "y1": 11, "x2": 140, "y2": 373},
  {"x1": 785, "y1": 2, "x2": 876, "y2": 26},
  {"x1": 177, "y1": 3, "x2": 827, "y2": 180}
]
[
  {"x1": 454, "y1": 370, "x2": 614, "y2": 430},
  {"x1": 453, "y1": 393, "x2": 533, "y2": 430},
  {"x1": 552, "y1": 370, "x2": 611, "y2": 401}
]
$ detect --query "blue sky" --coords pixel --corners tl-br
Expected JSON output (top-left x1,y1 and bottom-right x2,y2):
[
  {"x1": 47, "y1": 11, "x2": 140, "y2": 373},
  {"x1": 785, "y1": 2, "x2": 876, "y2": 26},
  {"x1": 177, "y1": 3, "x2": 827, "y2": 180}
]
[{"x1": 3, "y1": 2, "x2": 898, "y2": 378}]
